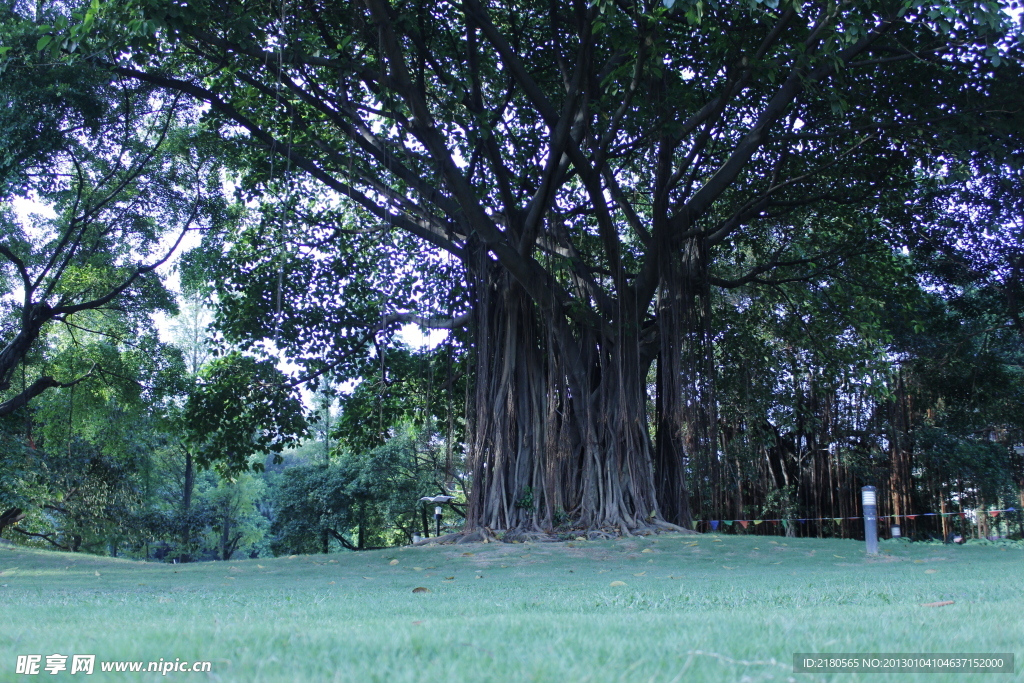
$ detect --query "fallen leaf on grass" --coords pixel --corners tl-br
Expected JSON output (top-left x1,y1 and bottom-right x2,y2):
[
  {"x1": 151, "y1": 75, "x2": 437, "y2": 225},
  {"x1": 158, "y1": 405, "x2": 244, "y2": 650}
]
[
  {"x1": 834, "y1": 555, "x2": 845, "y2": 558},
  {"x1": 598, "y1": 569, "x2": 610, "y2": 573},
  {"x1": 412, "y1": 587, "x2": 431, "y2": 593},
  {"x1": 633, "y1": 572, "x2": 646, "y2": 576},
  {"x1": 257, "y1": 565, "x2": 265, "y2": 569},
  {"x1": 362, "y1": 576, "x2": 372, "y2": 580},
  {"x1": 94, "y1": 571, "x2": 100, "y2": 577},
  {"x1": 925, "y1": 569, "x2": 938, "y2": 574},
  {"x1": 413, "y1": 567, "x2": 424, "y2": 571},
  {"x1": 158, "y1": 597, "x2": 174, "y2": 603},
  {"x1": 722, "y1": 566, "x2": 736, "y2": 570},
  {"x1": 225, "y1": 576, "x2": 236, "y2": 580},
  {"x1": 329, "y1": 560, "x2": 339, "y2": 564},
  {"x1": 609, "y1": 581, "x2": 627, "y2": 587},
  {"x1": 475, "y1": 575, "x2": 482, "y2": 580},
  {"x1": 922, "y1": 600, "x2": 954, "y2": 607},
  {"x1": 389, "y1": 559, "x2": 399, "y2": 566},
  {"x1": 461, "y1": 552, "x2": 474, "y2": 556},
  {"x1": 772, "y1": 562, "x2": 782, "y2": 565},
  {"x1": 412, "y1": 621, "x2": 423, "y2": 625},
  {"x1": 288, "y1": 555, "x2": 298, "y2": 559},
  {"x1": 444, "y1": 576, "x2": 454, "y2": 580},
  {"x1": 328, "y1": 581, "x2": 335, "y2": 585},
  {"x1": 575, "y1": 537, "x2": 586, "y2": 541},
  {"x1": 641, "y1": 549, "x2": 653, "y2": 554}
]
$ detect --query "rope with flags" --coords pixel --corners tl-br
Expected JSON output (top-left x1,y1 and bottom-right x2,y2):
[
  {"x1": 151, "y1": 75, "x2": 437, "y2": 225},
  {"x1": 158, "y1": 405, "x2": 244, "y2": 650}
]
[{"x1": 695, "y1": 508, "x2": 1019, "y2": 531}]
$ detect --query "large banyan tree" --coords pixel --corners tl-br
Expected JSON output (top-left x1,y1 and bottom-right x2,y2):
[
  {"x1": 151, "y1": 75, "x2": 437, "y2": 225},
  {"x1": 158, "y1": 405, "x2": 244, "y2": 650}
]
[{"x1": 79, "y1": 0, "x2": 1019, "y2": 532}]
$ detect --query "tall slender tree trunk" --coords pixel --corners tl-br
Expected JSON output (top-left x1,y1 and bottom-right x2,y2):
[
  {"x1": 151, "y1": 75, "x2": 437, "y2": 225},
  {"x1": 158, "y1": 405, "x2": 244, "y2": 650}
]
[
  {"x1": 220, "y1": 507, "x2": 231, "y2": 561},
  {"x1": 182, "y1": 449, "x2": 194, "y2": 562}
]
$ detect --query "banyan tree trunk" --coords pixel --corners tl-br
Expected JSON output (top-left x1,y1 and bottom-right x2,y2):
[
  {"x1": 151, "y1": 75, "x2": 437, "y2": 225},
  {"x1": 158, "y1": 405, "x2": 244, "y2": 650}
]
[
  {"x1": 463, "y1": 244, "x2": 705, "y2": 533},
  {"x1": 464, "y1": 256, "x2": 669, "y2": 532}
]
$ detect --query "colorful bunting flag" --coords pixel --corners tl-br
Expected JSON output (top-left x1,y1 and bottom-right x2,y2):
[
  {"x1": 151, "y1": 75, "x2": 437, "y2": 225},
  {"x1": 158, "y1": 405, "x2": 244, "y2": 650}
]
[{"x1": 676, "y1": 507, "x2": 1015, "y2": 531}]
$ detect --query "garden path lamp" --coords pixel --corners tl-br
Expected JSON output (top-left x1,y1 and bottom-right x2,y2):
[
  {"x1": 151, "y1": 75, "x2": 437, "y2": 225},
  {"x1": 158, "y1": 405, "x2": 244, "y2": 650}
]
[
  {"x1": 420, "y1": 495, "x2": 455, "y2": 538},
  {"x1": 862, "y1": 486, "x2": 878, "y2": 555}
]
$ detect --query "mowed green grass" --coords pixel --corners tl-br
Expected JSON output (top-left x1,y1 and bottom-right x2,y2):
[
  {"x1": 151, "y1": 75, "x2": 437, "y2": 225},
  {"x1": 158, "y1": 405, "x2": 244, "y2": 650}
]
[{"x1": 0, "y1": 535, "x2": 1021, "y2": 682}]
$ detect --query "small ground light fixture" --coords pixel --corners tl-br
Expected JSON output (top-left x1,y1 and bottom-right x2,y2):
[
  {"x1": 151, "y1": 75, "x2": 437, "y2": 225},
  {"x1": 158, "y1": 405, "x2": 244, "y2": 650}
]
[
  {"x1": 420, "y1": 496, "x2": 455, "y2": 537},
  {"x1": 862, "y1": 486, "x2": 878, "y2": 555}
]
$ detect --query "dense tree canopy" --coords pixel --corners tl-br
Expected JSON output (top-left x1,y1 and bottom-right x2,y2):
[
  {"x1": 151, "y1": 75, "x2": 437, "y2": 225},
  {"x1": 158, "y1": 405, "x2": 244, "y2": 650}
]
[
  {"x1": 41, "y1": 0, "x2": 1014, "y2": 533},
  {"x1": 1, "y1": 0, "x2": 1023, "y2": 552}
]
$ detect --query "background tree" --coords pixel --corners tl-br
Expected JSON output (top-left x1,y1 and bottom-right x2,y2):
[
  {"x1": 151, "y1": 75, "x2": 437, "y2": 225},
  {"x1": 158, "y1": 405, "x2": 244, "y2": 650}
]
[
  {"x1": 0, "y1": 29, "x2": 222, "y2": 414},
  {"x1": 273, "y1": 431, "x2": 447, "y2": 553}
]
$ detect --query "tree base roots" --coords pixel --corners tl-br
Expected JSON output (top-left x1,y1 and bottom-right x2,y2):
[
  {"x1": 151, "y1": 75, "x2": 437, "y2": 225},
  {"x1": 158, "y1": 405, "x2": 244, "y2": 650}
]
[{"x1": 410, "y1": 522, "x2": 698, "y2": 546}]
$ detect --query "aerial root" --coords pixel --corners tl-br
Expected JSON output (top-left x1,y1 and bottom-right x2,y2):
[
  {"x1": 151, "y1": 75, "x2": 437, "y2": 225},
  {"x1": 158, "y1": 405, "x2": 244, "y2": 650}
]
[
  {"x1": 456, "y1": 527, "x2": 501, "y2": 544},
  {"x1": 501, "y1": 528, "x2": 559, "y2": 543},
  {"x1": 411, "y1": 532, "x2": 463, "y2": 546},
  {"x1": 651, "y1": 519, "x2": 699, "y2": 535}
]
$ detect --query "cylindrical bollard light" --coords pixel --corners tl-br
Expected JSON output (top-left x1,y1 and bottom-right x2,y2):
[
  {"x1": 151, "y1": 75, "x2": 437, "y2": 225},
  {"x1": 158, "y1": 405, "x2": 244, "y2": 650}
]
[
  {"x1": 863, "y1": 486, "x2": 878, "y2": 555},
  {"x1": 891, "y1": 525, "x2": 901, "y2": 538},
  {"x1": 435, "y1": 505, "x2": 443, "y2": 537}
]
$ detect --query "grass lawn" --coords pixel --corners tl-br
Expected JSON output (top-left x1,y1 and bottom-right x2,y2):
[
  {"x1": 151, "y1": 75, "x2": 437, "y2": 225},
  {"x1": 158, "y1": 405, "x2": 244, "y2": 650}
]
[{"x1": 0, "y1": 534, "x2": 1021, "y2": 682}]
